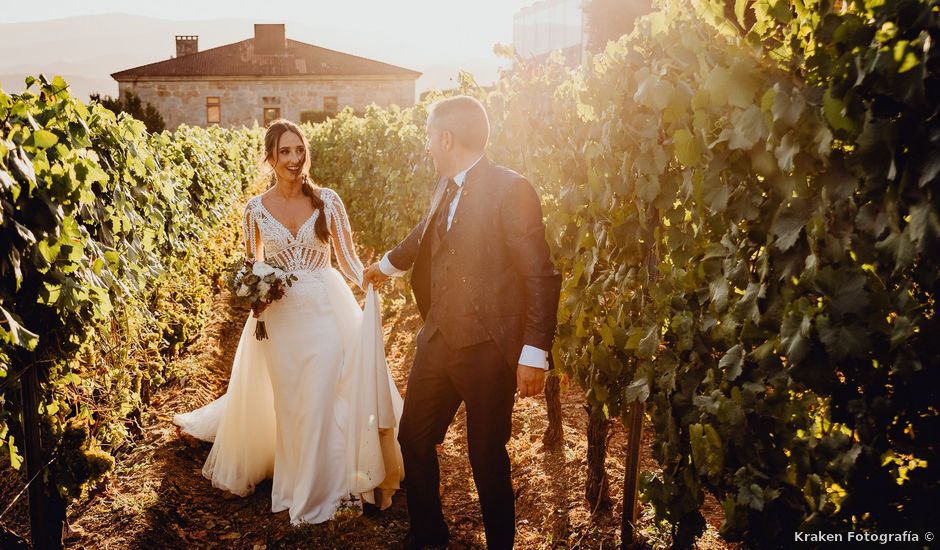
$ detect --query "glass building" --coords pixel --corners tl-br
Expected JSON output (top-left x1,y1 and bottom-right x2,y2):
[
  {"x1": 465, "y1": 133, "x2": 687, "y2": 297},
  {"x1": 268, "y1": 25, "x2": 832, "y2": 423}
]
[{"x1": 512, "y1": 0, "x2": 585, "y2": 66}]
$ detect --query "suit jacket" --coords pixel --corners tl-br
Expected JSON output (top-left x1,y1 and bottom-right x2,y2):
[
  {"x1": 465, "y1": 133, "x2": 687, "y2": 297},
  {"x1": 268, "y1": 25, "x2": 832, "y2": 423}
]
[{"x1": 388, "y1": 157, "x2": 561, "y2": 368}]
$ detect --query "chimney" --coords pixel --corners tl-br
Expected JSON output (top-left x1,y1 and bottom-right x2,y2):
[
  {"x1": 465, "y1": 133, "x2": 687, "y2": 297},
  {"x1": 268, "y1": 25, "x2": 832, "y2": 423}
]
[
  {"x1": 254, "y1": 24, "x2": 286, "y2": 54},
  {"x1": 176, "y1": 35, "x2": 198, "y2": 57}
]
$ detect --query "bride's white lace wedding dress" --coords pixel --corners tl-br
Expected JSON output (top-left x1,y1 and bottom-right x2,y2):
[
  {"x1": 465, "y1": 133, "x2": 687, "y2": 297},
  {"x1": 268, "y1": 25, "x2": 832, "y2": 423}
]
[{"x1": 173, "y1": 187, "x2": 404, "y2": 525}]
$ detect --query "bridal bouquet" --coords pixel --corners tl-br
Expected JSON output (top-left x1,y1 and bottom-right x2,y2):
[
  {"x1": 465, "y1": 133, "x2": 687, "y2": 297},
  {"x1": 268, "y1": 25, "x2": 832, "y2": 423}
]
[{"x1": 230, "y1": 260, "x2": 297, "y2": 340}]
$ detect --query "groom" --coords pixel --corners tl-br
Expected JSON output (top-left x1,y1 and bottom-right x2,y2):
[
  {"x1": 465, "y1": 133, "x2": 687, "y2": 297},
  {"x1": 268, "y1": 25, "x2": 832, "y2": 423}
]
[{"x1": 363, "y1": 95, "x2": 561, "y2": 549}]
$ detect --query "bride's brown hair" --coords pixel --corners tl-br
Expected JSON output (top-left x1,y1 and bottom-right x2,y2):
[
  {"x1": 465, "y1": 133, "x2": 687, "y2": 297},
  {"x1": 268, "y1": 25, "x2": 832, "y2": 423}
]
[{"x1": 263, "y1": 119, "x2": 330, "y2": 243}]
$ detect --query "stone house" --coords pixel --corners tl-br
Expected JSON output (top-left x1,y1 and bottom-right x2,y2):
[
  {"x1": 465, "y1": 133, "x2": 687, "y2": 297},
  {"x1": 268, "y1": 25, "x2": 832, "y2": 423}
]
[{"x1": 111, "y1": 24, "x2": 421, "y2": 128}]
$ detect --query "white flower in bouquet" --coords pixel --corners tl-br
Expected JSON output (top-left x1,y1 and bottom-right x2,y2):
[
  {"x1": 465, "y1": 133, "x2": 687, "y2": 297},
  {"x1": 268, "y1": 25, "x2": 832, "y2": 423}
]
[
  {"x1": 229, "y1": 259, "x2": 297, "y2": 341},
  {"x1": 252, "y1": 261, "x2": 276, "y2": 278}
]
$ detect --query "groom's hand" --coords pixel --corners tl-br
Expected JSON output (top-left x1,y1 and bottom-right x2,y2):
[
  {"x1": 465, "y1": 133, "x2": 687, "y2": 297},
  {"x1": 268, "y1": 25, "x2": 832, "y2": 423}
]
[
  {"x1": 516, "y1": 365, "x2": 545, "y2": 399},
  {"x1": 362, "y1": 263, "x2": 390, "y2": 288}
]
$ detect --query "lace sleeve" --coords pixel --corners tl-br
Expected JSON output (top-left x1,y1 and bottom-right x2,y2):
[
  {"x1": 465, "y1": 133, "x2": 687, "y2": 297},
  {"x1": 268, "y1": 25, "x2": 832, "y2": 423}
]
[
  {"x1": 243, "y1": 199, "x2": 262, "y2": 261},
  {"x1": 324, "y1": 188, "x2": 364, "y2": 287}
]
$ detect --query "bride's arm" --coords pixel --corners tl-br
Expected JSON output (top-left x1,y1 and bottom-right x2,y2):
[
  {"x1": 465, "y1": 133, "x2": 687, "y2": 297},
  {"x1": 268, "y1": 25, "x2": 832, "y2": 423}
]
[
  {"x1": 244, "y1": 201, "x2": 263, "y2": 261},
  {"x1": 324, "y1": 188, "x2": 365, "y2": 288}
]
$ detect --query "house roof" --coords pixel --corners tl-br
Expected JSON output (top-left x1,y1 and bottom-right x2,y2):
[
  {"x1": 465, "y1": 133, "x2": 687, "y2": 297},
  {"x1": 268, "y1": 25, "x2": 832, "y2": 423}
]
[{"x1": 112, "y1": 38, "x2": 421, "y2": 80}]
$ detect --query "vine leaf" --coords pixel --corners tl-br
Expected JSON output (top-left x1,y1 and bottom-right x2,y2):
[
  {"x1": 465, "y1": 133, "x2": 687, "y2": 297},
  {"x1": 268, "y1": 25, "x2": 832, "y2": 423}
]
[
  {"x1": 0, "y1": 305, "x2": 39, "y2": 350},
  {"x1": 719, "y1": 344, "x2": 744, "y2": 380}
]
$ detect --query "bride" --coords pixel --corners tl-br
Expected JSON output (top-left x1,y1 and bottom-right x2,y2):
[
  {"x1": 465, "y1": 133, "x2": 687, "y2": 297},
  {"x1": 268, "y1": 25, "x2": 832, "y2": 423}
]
[{"x1": 173, "y1": 119, "x2": 403, "y2": 525}]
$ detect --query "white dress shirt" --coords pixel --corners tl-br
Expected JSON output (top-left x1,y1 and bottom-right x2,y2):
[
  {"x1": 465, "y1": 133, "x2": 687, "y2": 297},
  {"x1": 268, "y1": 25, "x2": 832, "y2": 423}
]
[{"x1": 379, "y1": 156, "x2": 549, "y2": 370}]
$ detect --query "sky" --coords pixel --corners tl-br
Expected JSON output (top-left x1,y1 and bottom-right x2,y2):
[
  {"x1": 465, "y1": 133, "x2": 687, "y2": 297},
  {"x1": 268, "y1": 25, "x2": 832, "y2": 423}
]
[{"x1": 1, "y1": 0, "x2": 535, "y2": 63}]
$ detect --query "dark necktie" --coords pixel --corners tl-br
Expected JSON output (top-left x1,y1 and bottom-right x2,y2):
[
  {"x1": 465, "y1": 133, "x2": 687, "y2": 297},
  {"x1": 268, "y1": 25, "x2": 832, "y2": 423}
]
[{"x1": 433, "y1": 178, "x2": 459, "y2": 241}]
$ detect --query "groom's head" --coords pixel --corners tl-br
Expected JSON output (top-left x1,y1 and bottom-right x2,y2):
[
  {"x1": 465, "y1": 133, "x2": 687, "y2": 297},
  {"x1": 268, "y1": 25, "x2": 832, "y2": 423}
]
[{"x1": 425, "y1": 95, "x2": 489, "y2": 178}]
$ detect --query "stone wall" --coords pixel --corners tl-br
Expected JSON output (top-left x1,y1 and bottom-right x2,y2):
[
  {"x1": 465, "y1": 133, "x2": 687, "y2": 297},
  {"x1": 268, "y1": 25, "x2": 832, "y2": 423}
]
[{"x1": 117, "y1": 77, "x2": 415, "y2": 128}]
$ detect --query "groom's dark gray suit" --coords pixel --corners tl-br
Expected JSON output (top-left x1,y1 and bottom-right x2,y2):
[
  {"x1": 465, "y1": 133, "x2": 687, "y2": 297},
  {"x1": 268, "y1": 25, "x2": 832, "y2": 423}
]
[{"x1": 387, "y1": 157, "x2": 561, "y2": 549}]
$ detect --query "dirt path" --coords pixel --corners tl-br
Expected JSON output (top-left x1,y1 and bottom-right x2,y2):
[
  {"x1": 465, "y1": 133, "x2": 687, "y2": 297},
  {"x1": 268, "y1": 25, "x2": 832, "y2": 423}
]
[{"x1": 60, "y1": 284, "x2": 731, "y2": 549}]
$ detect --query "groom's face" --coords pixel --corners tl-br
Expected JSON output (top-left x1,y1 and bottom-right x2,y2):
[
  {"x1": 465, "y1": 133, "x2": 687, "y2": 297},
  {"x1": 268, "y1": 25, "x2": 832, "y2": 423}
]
[{"x1": 425, "y1": 115, "x2": 453, "y2": 177}]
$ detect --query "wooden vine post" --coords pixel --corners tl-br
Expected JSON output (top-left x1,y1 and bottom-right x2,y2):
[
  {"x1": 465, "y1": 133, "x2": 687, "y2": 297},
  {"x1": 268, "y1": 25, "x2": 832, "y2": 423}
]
[
  {"x1": 621, "y1": 401, "x2": 645, "y2": 547},
  {"x1": 542, "y1": 370, "x2": 563, "y2": 448},
  {"x1": 586, "y1": 407, "x2": 611, "y2": 516},
  {"x1": 621, "y1": 212, "x2": 660, "y2": 548},
  {"x1": 21, "y1": 365, "x2": 64, "y2": 549}
]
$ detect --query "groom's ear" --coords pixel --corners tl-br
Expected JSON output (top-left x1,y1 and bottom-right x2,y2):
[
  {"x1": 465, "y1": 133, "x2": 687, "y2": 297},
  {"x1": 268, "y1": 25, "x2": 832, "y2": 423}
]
[{"x1": 441, "y1": 129, "x2": 454, "y2": 150}]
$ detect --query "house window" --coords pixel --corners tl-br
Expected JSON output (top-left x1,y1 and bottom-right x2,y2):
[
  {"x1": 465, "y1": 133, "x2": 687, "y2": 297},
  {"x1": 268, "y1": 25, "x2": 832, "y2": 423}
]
[
  {"x1": 263, "y1": 107, "x2": 281, "y2": 126},
  {"x1": 323, "y1": 96, "x2": 338, "y2": 113},
  {"x1": 262, "y1": 96, "x2": 281, "y2": 105},
  {"x1": 206, "y1": 96, "x2": 221, "y2": 124}
]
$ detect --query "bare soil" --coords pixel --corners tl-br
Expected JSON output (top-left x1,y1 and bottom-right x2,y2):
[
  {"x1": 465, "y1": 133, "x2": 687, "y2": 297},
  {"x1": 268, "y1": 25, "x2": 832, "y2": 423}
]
[{"x1": 6, "y1": 282, "x2": 733, "y2": 549}]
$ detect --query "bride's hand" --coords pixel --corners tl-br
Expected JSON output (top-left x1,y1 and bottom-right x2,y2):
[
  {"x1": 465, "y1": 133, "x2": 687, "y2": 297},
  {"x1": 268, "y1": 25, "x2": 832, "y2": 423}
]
[{"x1": 253, "y1": 301, "x2": 269, "y2": 318}]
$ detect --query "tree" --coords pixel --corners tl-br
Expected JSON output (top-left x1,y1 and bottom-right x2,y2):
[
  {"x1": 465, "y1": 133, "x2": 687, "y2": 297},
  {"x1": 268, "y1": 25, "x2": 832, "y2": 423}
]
[
  {"x1": 582, "y1": 0, "x2": 653, "y2": 53},
  {"x1": 90, "y1": 90, "x2": 166, "y2": 133}
]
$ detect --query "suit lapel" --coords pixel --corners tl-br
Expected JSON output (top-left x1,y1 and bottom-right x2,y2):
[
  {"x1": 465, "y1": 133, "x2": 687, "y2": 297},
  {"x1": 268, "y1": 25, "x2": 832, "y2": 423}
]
[
  {"x1": 420, "y1": 157, "x2": 492, "y2": 246},
  {"x1": 446, "y1": 157, "x2": 489, "y2": 245},
  {"x1": 420, "y1": 175, "x2": 449, "y2": 242}
]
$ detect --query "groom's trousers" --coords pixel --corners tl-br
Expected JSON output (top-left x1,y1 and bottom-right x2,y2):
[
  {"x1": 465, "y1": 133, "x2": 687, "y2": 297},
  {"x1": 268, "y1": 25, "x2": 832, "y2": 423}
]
[{"x1": 398, "y1": 329, "x2": 517, "y2": 549}]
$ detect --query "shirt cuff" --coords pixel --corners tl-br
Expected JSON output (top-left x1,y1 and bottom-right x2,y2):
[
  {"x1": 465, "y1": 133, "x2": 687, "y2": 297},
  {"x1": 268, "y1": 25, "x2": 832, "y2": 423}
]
[
  {"x1": 518, "y1": 345, "x2": 549, "y2": 369},
  {"x1": 379, "y1": 252, "x2": 407, "y2": 277}
]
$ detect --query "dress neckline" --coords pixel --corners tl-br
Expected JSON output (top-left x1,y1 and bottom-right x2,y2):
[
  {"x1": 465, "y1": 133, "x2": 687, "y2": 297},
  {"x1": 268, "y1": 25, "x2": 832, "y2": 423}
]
[{"x1": 257, "y1": 195, "x2": 319, "y2": 241}]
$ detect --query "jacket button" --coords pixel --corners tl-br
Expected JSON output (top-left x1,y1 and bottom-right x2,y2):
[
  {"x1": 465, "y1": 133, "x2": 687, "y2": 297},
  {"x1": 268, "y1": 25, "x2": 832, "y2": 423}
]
[
  {"x1": 461, "y1": 277, "x2": 467, "y2": 284},
  {"x1": 449, "y1": 249, "x2": 456, "y2": 255}
]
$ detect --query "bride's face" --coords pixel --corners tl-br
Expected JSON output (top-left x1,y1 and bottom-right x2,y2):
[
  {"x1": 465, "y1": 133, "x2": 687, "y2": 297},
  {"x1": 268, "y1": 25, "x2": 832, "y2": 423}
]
[{"x1": 271, "y1": 131, "x2": 306, "y2": 184}]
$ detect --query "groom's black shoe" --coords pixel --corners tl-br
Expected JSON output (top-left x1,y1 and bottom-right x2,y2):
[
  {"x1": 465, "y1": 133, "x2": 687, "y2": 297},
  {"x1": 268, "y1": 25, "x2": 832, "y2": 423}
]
[
  {"x1": 362, "y1": 500, "x2": 381, "y2": 518},
  {"x1": 402, "y1": 530, "x2": 450, "y2": 550}
]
